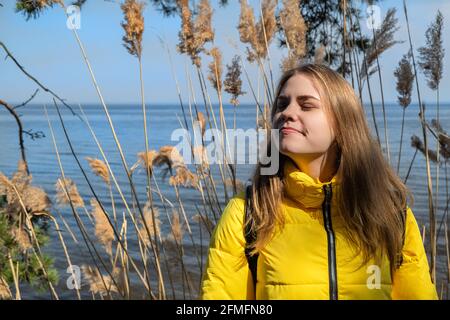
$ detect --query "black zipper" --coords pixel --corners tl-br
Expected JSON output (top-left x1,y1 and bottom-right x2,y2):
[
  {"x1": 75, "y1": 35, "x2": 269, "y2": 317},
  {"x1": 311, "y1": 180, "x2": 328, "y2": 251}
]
[{"x1": 322, "y1": 184, "x2": 338, "y2": 300}]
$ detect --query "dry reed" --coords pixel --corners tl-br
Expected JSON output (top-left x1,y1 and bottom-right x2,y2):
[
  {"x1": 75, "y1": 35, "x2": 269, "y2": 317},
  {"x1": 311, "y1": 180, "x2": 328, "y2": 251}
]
[
  {"x1": 82, "y1": 265, "x2": 119, "y2": 297},
  {"x1": 137, "y1": 150, "x2": 158, "y2": 175},
  {"x1": 207, "y1": 47, "x2": 223, "y2": 93},
  {"x1": 86, "y1": 157, "x2": 110, "y2": 185},
  {"x1": 280, "y1": 0, "x2": 308, "y2": 72},
  {"x1": 0, "y1": 277, "x2": 12, "y2": 300},
  {"x1": 140, "y1": 202, "x2": 161, "y2": 245},
  {"x1": 1, "y1": 161, "x2": 51, "y2": 217},
  {"x1": 177, "y1": 0, "x2": 214, "y2": 67},
  {"x1": 418, "y1": 10, "x2": 444, "y2": 91},
  {"x1": 55, "y1": 177, "x2": 84, "y2": 208},
  {"x1": 91, "y1": 198, "x2": 114, "y2": 256},
  {"x1": 224, "y1": 55, "x2": 245, "y2": 107},
  {"x1": 121, "y1": 0, "x2": 145, "y2": 58},
  {"x1": 238, "y1": 0, "x2": 277, "y2": 62}
]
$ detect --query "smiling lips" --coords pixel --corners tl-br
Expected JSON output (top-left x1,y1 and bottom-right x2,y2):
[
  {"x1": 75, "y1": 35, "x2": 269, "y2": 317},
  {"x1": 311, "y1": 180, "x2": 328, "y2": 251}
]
[{"x1": 281, "y1": 126, "x2": 306, "y2": 136}]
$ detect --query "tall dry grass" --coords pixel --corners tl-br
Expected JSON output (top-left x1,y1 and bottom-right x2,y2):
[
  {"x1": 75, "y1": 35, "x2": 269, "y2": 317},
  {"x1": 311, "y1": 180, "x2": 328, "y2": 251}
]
[{"x1": 0, "y1": 0, "x2": 448, "y2": 300}]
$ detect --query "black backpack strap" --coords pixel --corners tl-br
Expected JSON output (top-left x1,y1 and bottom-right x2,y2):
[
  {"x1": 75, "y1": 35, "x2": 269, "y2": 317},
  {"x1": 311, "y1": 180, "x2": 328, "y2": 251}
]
[{"x1": 244, "y1": 183, "x2": 258, "y2": 293}]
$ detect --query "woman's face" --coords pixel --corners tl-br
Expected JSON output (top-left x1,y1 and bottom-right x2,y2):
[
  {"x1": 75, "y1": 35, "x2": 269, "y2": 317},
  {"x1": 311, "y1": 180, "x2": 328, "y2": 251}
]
[{"x1": 273, "y1": 73, "x2": 336, "y2": 158}]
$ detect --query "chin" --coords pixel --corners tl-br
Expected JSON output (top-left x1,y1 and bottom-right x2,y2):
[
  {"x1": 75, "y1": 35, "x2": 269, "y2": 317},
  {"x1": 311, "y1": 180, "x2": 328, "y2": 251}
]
[
  {"x1": 280, "y1": 147, "x2": 306, "y2": 157},
  {"x1": 280, "y1": 141, "x2": 304, "y2": 153}
]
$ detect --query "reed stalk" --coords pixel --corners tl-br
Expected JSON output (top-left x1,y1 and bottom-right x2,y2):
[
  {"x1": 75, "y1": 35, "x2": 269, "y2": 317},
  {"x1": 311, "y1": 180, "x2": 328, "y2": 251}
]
[
  {"x1": 48, "y1": 216, "x2": 81, "y2": 299},
  {"x1": 403, "y1": 0, "x2": 436, "y2": 282}
]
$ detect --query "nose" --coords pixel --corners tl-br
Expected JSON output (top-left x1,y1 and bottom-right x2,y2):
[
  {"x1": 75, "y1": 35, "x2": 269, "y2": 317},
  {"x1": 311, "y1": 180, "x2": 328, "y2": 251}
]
[{"x1": 279, "y1": 102, "x2": 300, "y2": 123}]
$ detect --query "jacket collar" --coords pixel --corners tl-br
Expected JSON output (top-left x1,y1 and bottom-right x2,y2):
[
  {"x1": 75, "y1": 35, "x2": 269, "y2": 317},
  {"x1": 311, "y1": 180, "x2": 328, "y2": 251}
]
[{"x1": 283, "y1": 159, "x2": 340, "y2": 209}]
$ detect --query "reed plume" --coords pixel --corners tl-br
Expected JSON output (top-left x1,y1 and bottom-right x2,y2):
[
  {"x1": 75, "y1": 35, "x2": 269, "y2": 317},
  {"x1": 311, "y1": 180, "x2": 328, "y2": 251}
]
[
  {"x1": 153, "y1": 146, "x2": 199, "y2": 189},
  {"x1": 440, "y1": 136, "x2": 450, "y2": 160},
  {"x1": 239, "y1": 0, "x2": 277, "y2": 62},
  {"x1": 193, "y1": 0, "x2": 214, "y2": 52},
  {"x1": 0, "y1": 174, "x2": 6, "y2": 196},
  {"x1": 91, "y1": 198, "x2": 114, "y2": 256},
  {"x1": 280, "y1": 0, "x2": 307, "y2": 72},
  {"x1": 238, "y1": 0, "x2": 258, "y2": 59},
  {"x1": 394, "y1": 52, "x2": 414, "y2": 108},
  {"x1": 169, "y1": 167, "x2": 199, "y2": 189},
  {"x1": 15, "y1": 159, "x2": 29, "y2": 178},
  {"x1": 411, "y1": 135, "x2": 438, "y2": 163},
  {"x1": 15, "y1": 0, "x2": 61, "y2": 20},
  {"x1": 177, "y1": 0, "x2": 195, "y2": 61},
  {"x1": 10, "y1": 227, "x2": 32, "y2": 252},
  {"x1": 394, "y1": 51, "x2": 414, "y2": 173},
  {"x1": 281, "y1": 55, "x2": 299, "y2": 73},
  {"x1": 207, "y1": 47, "x2": 223, "y2": 92},
  {"x1": 177, "y1": 0, "x2": 214, "y2": 67},
  {"x1": 121, "y1": 0, "x2": 145, "y2": 58},
  {"x1": 167, "y1": 209, "x2": 183, "y2": 244},
  {"x1": 431, "y1": 120, "x2": 450, "y2": 161},
  {"x1": 140, "y1": 201, "x2": 161, "y2": 245},
  {"x1": 153, "y1": 145, "x2": 185, "y2": 175},
  {"x1": 162, "y1": 209, "x2": 185, "y2": 267},
  {"x1": 418, "y1": 10, "x2": 444, "y2": 91},
  {"x1": 224, "y1": 55, "x2": 245, "y2": 107},
  {"x1": 361, "y1": 8, "x2": 400, "y2": 79},
  {"x1": 0, "y1": 174, "x2": 13, "y2": 210},
  {"x1": 82, "y1": 265, "x2": 119, "y2": 297},
  {"x1": 9, "y1": 160, "x2": 31, "y2": 196},
  {"x1": 0, "y1": 277, "x2": 11, "y2": 300},
  {"x1": 86, "y1": 157, "x2": 110, "y2": 185},
  {"x1": 55, "y1": 177, "x2": 84, "y2": 208},
  {"x1": 256, "y1": 0, "x2": 277, "y2": 55},
  {"x1": 137, "y1": 150, "x2": 158, "y2": 175},
  {"x1": 1, "y1": 161, "x2": 51, "y2": 217},
  {"x1": 21, "y1": 185, "x2": 51, "y2": 216}
]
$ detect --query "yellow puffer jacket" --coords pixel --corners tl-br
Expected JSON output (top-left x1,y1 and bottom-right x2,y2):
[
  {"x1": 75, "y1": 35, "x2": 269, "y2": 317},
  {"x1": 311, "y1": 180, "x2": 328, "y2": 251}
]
[{"x1": 200, "y1": 160, "x2": 438, "y2": 300}]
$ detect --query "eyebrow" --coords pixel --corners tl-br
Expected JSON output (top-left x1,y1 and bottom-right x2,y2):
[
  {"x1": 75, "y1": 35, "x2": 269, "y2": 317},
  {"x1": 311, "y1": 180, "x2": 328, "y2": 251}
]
[{"x1": 277, "y1": 94, "x2": 320, "y2": 101}]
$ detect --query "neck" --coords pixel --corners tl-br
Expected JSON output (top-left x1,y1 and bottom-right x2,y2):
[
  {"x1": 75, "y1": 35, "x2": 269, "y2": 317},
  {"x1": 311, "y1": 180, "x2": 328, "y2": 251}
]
[{"x1": 286, "y1": 145, "x2": 339, "y2": 183}]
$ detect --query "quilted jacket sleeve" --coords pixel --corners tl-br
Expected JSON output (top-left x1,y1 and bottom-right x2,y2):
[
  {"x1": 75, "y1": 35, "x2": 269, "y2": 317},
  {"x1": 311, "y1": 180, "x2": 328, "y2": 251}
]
[
  {"x1": 200, "y1": 193, "x2": 255, "y2": 300},
  {"x1": 391, "y1": 207, "x2": 439, "y2": 300}
]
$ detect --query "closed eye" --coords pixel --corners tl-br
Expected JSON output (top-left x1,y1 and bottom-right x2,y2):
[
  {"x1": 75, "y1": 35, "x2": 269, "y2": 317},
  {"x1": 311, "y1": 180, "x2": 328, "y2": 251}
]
[
  {"x1": 301, "y1": 104, "x2": 314, "y2": 111},
  {"x1": 276, "y1": 98, "x2": 316, "y2": 111}
]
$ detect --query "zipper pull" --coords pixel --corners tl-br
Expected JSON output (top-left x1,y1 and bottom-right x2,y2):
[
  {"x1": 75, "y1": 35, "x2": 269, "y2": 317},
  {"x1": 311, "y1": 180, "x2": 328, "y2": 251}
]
[{"x1": 323, "y1": 184, "x2": 332, "y2": 205}]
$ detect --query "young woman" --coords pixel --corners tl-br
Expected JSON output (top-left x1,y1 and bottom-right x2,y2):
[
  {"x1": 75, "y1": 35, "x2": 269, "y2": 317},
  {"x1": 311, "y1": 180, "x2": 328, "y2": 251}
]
[{"x1": 200, "y1": 63, "x2": 438, "y2": 300}]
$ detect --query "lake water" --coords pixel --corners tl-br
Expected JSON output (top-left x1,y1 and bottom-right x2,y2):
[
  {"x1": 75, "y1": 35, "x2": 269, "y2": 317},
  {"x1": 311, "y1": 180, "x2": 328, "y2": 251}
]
[{"x1": 0, "y1": 102, "x2": 449, "y2": 299}]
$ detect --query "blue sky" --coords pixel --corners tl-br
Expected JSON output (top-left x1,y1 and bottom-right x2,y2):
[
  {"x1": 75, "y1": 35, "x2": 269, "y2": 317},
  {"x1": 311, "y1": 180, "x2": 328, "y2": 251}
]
[{"x1": 0, "y1": 0, "x2": 449, "y2": 105}]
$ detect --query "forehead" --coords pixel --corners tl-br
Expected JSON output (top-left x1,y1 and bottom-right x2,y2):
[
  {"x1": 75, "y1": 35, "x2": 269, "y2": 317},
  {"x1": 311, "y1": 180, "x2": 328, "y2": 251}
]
[{"x1": 279, "y1": 73, "x2": 321, "y2": 99}]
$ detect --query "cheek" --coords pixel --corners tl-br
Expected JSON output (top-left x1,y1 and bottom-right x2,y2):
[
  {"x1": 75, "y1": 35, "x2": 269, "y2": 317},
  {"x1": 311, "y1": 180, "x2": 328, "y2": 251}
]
[{"x1": 307, "y1": 114, "x2": 335, "y2": 144}]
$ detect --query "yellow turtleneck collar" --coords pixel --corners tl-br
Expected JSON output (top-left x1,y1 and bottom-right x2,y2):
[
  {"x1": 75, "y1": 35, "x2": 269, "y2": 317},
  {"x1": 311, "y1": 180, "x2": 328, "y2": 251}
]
[{"x1": 283, "y1": 159, "x2": 340, "y2": 209}]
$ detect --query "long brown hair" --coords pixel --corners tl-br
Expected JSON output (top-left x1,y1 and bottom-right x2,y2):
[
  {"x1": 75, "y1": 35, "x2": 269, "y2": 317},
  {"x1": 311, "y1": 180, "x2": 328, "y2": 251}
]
[{"x1": 247, "y1": 63, "x2": 413, "y2": 273}]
